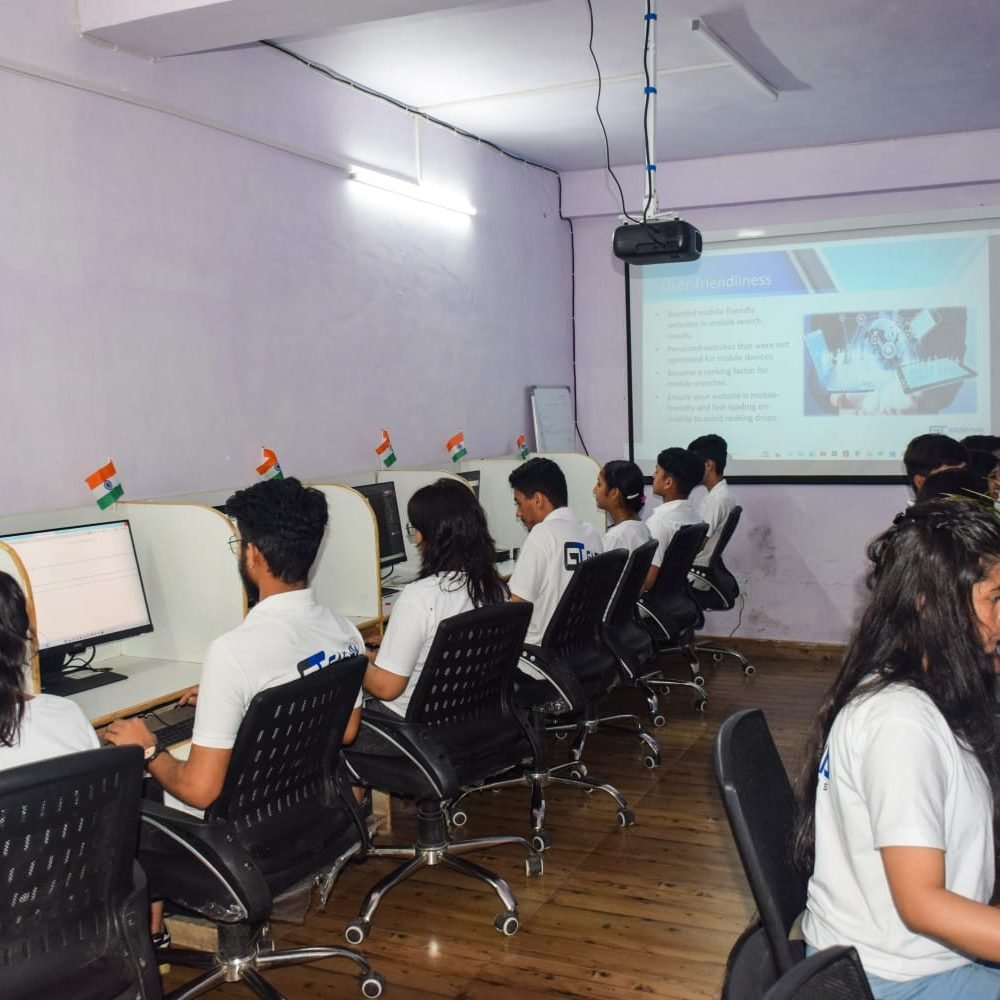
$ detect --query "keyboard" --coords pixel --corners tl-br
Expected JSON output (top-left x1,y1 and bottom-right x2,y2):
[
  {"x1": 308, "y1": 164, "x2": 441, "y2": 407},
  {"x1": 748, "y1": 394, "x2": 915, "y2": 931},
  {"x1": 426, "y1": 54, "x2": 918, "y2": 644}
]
[
  {"x1": 143, "y1": 704, "x2": 196, "y2": 747},
  {"x1": 897, "y1": 357, "x2": 974, "y2": 393},
  {"x1": 823, "y1": 365, "x2": 879, "y2": 393}
]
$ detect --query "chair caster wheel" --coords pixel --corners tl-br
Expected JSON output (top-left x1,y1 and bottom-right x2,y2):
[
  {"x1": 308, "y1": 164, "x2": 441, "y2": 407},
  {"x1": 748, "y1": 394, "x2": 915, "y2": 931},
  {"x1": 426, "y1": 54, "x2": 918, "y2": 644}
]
[
  {"x1": 450, "y1": 809, "x2": 468, "y2": 828},
  {"x1": 695, "y1": 698, "x2": 708, "y2": 713},
  {"x1": 345, "y1": 920, "x2": 369, "y2": 945},
  {"x1": 567, "y1": 763, "x2": 587, "y2": 780},
  {"x1": 712, "y1": 651, "x2": 724, "y2": 663},
  {"x1": 651, "y1": 714, "x2": 666, "y2": 728},
  {"x1": 494, "y1": 911, "x2": 519, "y2": 936},
  {"x1": 643, "y1": 754, "x2": 660, "y2": 769},
  {"x1": 693, "y1": 674, "x2": 706, "y2": 688},
  {"x1": 530, "y1": 832, "x2": 552, "y2": 852},
  {"x1": 553, "y1": 730, "x2": 569, "y2": 740},
  {"x1": 525, "y1": 853, "x2": 544, "y2": 877},
  {"x1": 617, "y1": 809, "x2": 636, "y2": 828},
  {"x1": 743, "y1": 664, "x2": 756, "y2": 676},
  {"x1": 360, "y1": 972, "x2": 385, "y2": 998}
]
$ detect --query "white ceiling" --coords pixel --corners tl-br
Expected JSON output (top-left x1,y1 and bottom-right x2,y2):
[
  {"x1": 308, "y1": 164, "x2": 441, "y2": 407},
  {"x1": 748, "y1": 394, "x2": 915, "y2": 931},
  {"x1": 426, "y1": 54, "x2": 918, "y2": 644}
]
[{"x1": 81, "y1": 0, "x2": 1000, "y2": 173}]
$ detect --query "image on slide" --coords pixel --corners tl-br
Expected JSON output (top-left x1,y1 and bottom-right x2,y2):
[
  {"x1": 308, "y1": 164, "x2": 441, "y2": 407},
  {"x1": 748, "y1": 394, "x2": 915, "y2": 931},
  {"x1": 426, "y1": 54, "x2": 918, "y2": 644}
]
[{"x1": 802, "y1": 307, "x2": 974, "y2": 416}]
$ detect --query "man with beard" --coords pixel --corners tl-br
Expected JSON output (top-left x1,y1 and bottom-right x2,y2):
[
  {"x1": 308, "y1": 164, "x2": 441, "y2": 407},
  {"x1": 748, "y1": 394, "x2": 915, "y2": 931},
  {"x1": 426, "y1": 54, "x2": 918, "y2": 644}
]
[{"x1": 105, "y1": 477, "x2": 364, "y2": 816}]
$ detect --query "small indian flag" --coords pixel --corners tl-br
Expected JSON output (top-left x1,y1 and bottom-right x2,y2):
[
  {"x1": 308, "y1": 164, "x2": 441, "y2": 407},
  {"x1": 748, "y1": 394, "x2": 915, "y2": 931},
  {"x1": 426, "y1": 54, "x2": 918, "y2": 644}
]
[
  {"x1": 517, "y1": 434, "x2": 530, "y2": 460},
  {"x1": 85, "y1": 459, "x2": 124, "y2": 510},
  {"x1": 446, "y1": 432, "x2": 467, "y2": 463},
  {"x1": 375, "y1": 428, "x2": 397, "y2": 468},
  {"x1": 256, "y1": 447, "x2": 283, "y2": 481}
]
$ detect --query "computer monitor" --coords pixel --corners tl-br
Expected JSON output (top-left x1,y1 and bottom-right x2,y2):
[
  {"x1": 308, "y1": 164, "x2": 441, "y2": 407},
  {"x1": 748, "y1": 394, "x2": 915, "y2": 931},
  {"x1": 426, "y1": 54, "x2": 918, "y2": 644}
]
[
  {"x1": 457, "y1": 469, "x2": 481, "y2": 499},
  {"x1": 354, "y1": 482, "x2": 407, "y2": 569},
  {"x1": 0, "y1": 520, "x2": 154, "y2": 694}
]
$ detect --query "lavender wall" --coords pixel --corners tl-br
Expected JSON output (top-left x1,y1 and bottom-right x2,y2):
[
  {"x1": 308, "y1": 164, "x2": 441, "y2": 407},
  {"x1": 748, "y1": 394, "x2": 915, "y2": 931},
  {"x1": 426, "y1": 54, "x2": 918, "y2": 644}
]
[
  {"x1": 565, "y1": 134, "x2": 1000, "y2": 643},
  {"x1": 0, "y1": 0, "x2": 571, "y2": 516}
]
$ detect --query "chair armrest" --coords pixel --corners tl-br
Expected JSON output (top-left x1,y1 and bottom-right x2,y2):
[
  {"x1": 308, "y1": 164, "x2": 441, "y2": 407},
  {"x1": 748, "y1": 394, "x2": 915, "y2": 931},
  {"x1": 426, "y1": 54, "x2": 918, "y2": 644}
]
[{"x1": 139, "y1": 800, "x2": 272, "y2": 925}]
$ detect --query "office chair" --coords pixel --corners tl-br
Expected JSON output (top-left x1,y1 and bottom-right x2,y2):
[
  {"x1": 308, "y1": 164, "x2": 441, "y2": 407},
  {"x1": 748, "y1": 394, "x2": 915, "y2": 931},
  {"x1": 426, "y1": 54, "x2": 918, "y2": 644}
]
[
  {"x1": 715, "y1": 709, "x2": 808, "y2": 987},
  {"x1": 0, "y1": 744, "x2": 162, "y2": 1000},
  {"x1": 688, "y1": 505, "x2": 755, "y2": 675},
  {"x1": 636, "y1": 521, "x2": 710, "y2": 711},
  {"x1": 763, "y1": 946, "x2": 873, "y2": 1000},
  {"x1": 138, "y1": 655, "x2": 384, "y2": 999},
  {"x1": 452, "y1": 549, "x2": 636, "y2": 850},
  {"x1": 591, "y1": 537, "x2": 663, "y2": 760},
  {"x1": 340, "y1": 602, "x2": 542, "y2": 942}
]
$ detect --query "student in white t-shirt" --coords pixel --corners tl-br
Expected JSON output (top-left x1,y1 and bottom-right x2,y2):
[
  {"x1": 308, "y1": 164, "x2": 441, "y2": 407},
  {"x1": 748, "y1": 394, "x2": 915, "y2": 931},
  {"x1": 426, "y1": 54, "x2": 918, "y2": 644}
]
[
  {"x1": 362, "y1": 478, "x2": 508, "y2": 715},
  {"x1": 796, "y1": 499, "x2": 1000, "y2": 998},
  {"x1": 687, "y1": 434, "x2": 735, "y2": 570},
  {"x1": 643, "y1": 447, "x2": 705, "y2": 592},
  {"x1": 0, "y1": 571, "x2": 100, "y2": 769},
  {"x1": 594, "y1": 459, "x2": 651, "y2": 554},
  {"x1": 507, "y1": 457, "x2": 603, "y2": 646}
]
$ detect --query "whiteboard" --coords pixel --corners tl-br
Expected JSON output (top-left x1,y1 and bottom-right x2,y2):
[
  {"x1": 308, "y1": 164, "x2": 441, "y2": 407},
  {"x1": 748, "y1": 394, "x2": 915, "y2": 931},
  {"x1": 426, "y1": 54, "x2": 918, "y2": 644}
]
[{"x1": 530, "y1": 385, "x2": 575, "y2": 453}]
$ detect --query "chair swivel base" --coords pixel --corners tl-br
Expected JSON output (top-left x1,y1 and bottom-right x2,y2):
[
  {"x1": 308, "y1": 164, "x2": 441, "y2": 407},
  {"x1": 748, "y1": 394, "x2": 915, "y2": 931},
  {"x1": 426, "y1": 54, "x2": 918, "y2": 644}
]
[
  {"x1": 162, "y1": 922, "x2": 383, "y2": 1000},
  {"x1": 344, "y1": 801, "x2": 542, "y2": 943},
  {"x1": 695, "y1": 640, "x2": 756, "y2": 674},
  {"x1": 548, "y1": 712, "x2": 661, "y2": 769}
]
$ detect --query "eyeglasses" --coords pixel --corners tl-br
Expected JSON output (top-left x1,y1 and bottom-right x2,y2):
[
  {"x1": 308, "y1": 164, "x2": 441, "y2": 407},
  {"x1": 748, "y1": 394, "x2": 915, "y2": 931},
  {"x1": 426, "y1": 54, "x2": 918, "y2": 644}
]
[
  {"x1": 227, "y1": 536, "x2": 241, "y2": 554},
  {"x1": 405, "y1": 523, "x2": 416, "y2": 542}
]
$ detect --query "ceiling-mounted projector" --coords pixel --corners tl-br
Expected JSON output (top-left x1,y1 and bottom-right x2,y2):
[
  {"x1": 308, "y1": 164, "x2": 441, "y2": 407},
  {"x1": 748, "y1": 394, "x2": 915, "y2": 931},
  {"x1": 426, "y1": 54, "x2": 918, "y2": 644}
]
[{"x1": 613, "y1": 219, "x2": 703, "y2": 264}]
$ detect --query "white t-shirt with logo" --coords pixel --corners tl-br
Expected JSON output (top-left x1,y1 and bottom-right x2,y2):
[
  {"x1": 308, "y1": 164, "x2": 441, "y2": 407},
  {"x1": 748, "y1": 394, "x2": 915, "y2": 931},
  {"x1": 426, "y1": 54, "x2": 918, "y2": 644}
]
[
  {"x1": 603, "y1": 518, "x2": 652, "y2": 554},
  {"x1": 166, "y1": 588, "x2": 364, "y2": 816},
  {"x1": 375, "y1": 573, "x2": 475, "y2": 717},
  {"x1": 803, "y1": 682, "x2": 994, "y2": 982},
  {"x1": 646, "y1": 497, "x2": 703, "y2": 568},
  {"x1": 508, "y1": 506, "x2": 604, "y2": 645},
  {"x1": 0, "y1": 694, "x2": 100, "y2": 769}
]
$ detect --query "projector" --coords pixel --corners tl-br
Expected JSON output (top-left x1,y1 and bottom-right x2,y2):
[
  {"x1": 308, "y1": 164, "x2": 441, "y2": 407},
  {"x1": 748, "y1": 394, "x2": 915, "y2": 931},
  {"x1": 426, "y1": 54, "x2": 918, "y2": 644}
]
[{"x1": 612, "y1": 219, "x2": 702, "y2": 264}]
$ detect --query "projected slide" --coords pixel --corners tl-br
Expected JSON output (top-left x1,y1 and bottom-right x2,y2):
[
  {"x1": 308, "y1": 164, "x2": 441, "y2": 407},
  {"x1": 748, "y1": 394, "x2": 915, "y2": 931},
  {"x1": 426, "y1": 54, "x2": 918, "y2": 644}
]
[{"x1": 628, "y1": 226, "x2": 999, "y2": 478}]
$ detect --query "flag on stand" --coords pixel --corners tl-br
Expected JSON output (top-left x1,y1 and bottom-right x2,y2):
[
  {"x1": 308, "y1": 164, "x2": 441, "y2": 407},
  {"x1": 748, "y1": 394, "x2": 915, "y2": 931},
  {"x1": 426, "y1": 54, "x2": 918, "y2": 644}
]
[
  {"x1": 375, "y1": 428, "x2": 397, "y2": 468},
  {"x1": 446, "y1": 432, "x2": 467, "y2": 463},
  {"x1": 517, "y1": 434, "x2": 530, "y2": 460},
  {"x1": 256, "y1": 447, "x2": 283, "y2": 481},
  {"x1": 85, "y1": 459, "x2": 124, "y2": 510}
]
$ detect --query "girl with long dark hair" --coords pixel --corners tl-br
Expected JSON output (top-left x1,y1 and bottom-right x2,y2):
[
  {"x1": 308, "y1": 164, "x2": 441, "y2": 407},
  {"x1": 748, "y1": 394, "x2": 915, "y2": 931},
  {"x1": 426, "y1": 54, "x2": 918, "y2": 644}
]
[
  {"x1": 362, "y1": 479, "x2": 508, "y2": 715},
  {"x1": 593, "y1": 459, "x2": 651, "y2": 553},
  {"x1": 796, "y1": 499, "x2": 1000, "y2": 998},
  {"x1": 0, "y1": 571, "x2": 99, "y2": 765}
]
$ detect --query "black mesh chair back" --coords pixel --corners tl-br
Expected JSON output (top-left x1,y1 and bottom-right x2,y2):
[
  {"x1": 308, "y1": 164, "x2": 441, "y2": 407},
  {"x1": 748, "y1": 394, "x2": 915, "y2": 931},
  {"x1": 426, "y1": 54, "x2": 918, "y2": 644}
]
[
  {"x1": 715, "y1": 709, "x2": 808, "y2": 977},
  {"x1": 541, "y1": 548, "x2": 628, "y2": 658},
  {"x1": 763, "y1": 946, "x2": 873, "y2": 1000},
  {"x1": 691, "y1": 505, "x2": 742, "y2": 610},
  {"x1": 604, "y1": 539, "x2": 657, "y2": 630},
  {"x1": 407, "y1": 601, "x2": 533, "y2": 728},
  {"x1": 639, "y1": 522, "x2": 708, "y2": 639},
  {"x1": 205, "y1": 653, "x2": 368, "y2": 892},
  {"x1": 0, "y1": 745, "x2": 160, "y2": 1000}
]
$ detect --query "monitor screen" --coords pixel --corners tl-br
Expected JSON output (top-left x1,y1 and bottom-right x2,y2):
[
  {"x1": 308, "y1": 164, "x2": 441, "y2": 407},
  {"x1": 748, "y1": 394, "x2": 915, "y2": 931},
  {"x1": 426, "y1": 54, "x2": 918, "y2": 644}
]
[
  {"x1": 457, "y1": 470, "x2": 481, "y2": 498},
  {"x1": 354, "y1": 482, "x2": 407, "y2": 568},
  {"x1": 0, "y1": 520, "x2": 154, "y2": 669}
]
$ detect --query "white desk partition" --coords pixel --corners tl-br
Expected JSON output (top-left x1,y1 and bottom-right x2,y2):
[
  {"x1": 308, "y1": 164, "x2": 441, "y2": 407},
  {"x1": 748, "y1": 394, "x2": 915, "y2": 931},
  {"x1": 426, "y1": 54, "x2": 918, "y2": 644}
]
[{"x1": 310, "y1": 485, "x2": 381, "y2": 626}]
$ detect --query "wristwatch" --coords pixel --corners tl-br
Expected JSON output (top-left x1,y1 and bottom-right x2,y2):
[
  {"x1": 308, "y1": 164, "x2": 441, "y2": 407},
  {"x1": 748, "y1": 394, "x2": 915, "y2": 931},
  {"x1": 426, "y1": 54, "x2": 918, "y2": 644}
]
[{"x1": 144, "y1": 740, "x2": 166, "y2": 766}]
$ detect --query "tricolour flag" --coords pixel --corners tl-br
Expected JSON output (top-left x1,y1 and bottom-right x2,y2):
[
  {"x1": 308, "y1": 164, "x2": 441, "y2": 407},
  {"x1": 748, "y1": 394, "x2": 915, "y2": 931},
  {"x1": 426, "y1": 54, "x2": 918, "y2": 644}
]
[
  {"x1": 375, "y1": 428, "x2": 397, "y2": 468},
  {"x1": 85, "y1": 459, "x2": 123, "y2": 510},
  {"x1": 256, "y1": 447, "x2": 283, "y2": 481},
  {"x1": 446, "y1": 432, "x2": 467, "y2": 463},
  {"x1": 517, "y1": 433, "x2": 530, "y2": 460}
]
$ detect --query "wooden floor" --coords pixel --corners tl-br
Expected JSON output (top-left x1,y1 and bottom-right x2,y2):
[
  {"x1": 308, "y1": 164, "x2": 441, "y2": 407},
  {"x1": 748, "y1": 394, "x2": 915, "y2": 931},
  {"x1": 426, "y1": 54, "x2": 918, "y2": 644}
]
[{"x1": 163, "y1": 651, "x2": 838, "y2": 999}]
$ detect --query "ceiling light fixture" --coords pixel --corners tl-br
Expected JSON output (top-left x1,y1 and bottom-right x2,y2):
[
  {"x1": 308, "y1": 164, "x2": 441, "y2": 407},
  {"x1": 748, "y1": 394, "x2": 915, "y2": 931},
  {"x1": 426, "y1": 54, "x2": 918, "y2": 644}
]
[
  {"x1": 690, "y1": 18, "x2": 778, "y2": 102},
  {"x1": 348, "y1": 166, "x2": 476, "y2": 217}
]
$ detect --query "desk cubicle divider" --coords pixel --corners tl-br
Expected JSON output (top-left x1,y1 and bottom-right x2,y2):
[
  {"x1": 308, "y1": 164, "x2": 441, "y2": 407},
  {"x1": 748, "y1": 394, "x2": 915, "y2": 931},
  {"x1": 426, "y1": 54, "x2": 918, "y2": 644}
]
[{"x1": 307, "y1": 485, "x2": 382, "y2": 629}]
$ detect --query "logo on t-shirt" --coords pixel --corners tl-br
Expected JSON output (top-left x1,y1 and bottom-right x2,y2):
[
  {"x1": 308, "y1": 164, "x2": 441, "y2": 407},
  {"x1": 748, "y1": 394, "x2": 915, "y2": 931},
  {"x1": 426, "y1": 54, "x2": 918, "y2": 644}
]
[
  {"x1": 564, "y1": 541, "x2": 585, "y2": 569},
  {"x1": 296, "y1": 644, "x2": 361, "y2": 677},
  {"x1": 818, "y1": 746, "x2": 831, "y2": 790}
]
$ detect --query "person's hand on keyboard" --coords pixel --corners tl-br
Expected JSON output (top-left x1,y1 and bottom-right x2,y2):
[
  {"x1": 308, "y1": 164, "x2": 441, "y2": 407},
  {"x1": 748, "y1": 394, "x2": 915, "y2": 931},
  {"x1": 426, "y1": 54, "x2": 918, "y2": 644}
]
[
  {"x1": 105, "y1": 716, "x2": 156, "y2": 754},
  {"x1": 177, "y1": 685, "x2": 200, "y2": 706}
]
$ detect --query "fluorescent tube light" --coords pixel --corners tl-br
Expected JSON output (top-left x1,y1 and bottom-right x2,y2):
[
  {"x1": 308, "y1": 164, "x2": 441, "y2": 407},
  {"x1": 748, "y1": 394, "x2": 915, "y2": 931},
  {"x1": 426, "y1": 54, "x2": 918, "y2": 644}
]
[
  {"x1": 691, "y1": 18, "x2": 778, "y2": 102},
  {"x1": 349, "y1": 166, "x2": 476, "y2": 217}
]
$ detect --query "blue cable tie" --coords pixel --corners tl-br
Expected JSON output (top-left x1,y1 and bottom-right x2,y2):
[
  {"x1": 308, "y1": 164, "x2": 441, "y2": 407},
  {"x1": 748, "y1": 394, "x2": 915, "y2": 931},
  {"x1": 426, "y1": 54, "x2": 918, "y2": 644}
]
[
  {"x1": 645, "y1": 12, "x2": 658, "y2": 20},
  {"x1": 644, "y1": 86, "x2": 657, "y2": 95},
  {"x1": 646, "y1": 164, "x2": 657, "y2": 172}
]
